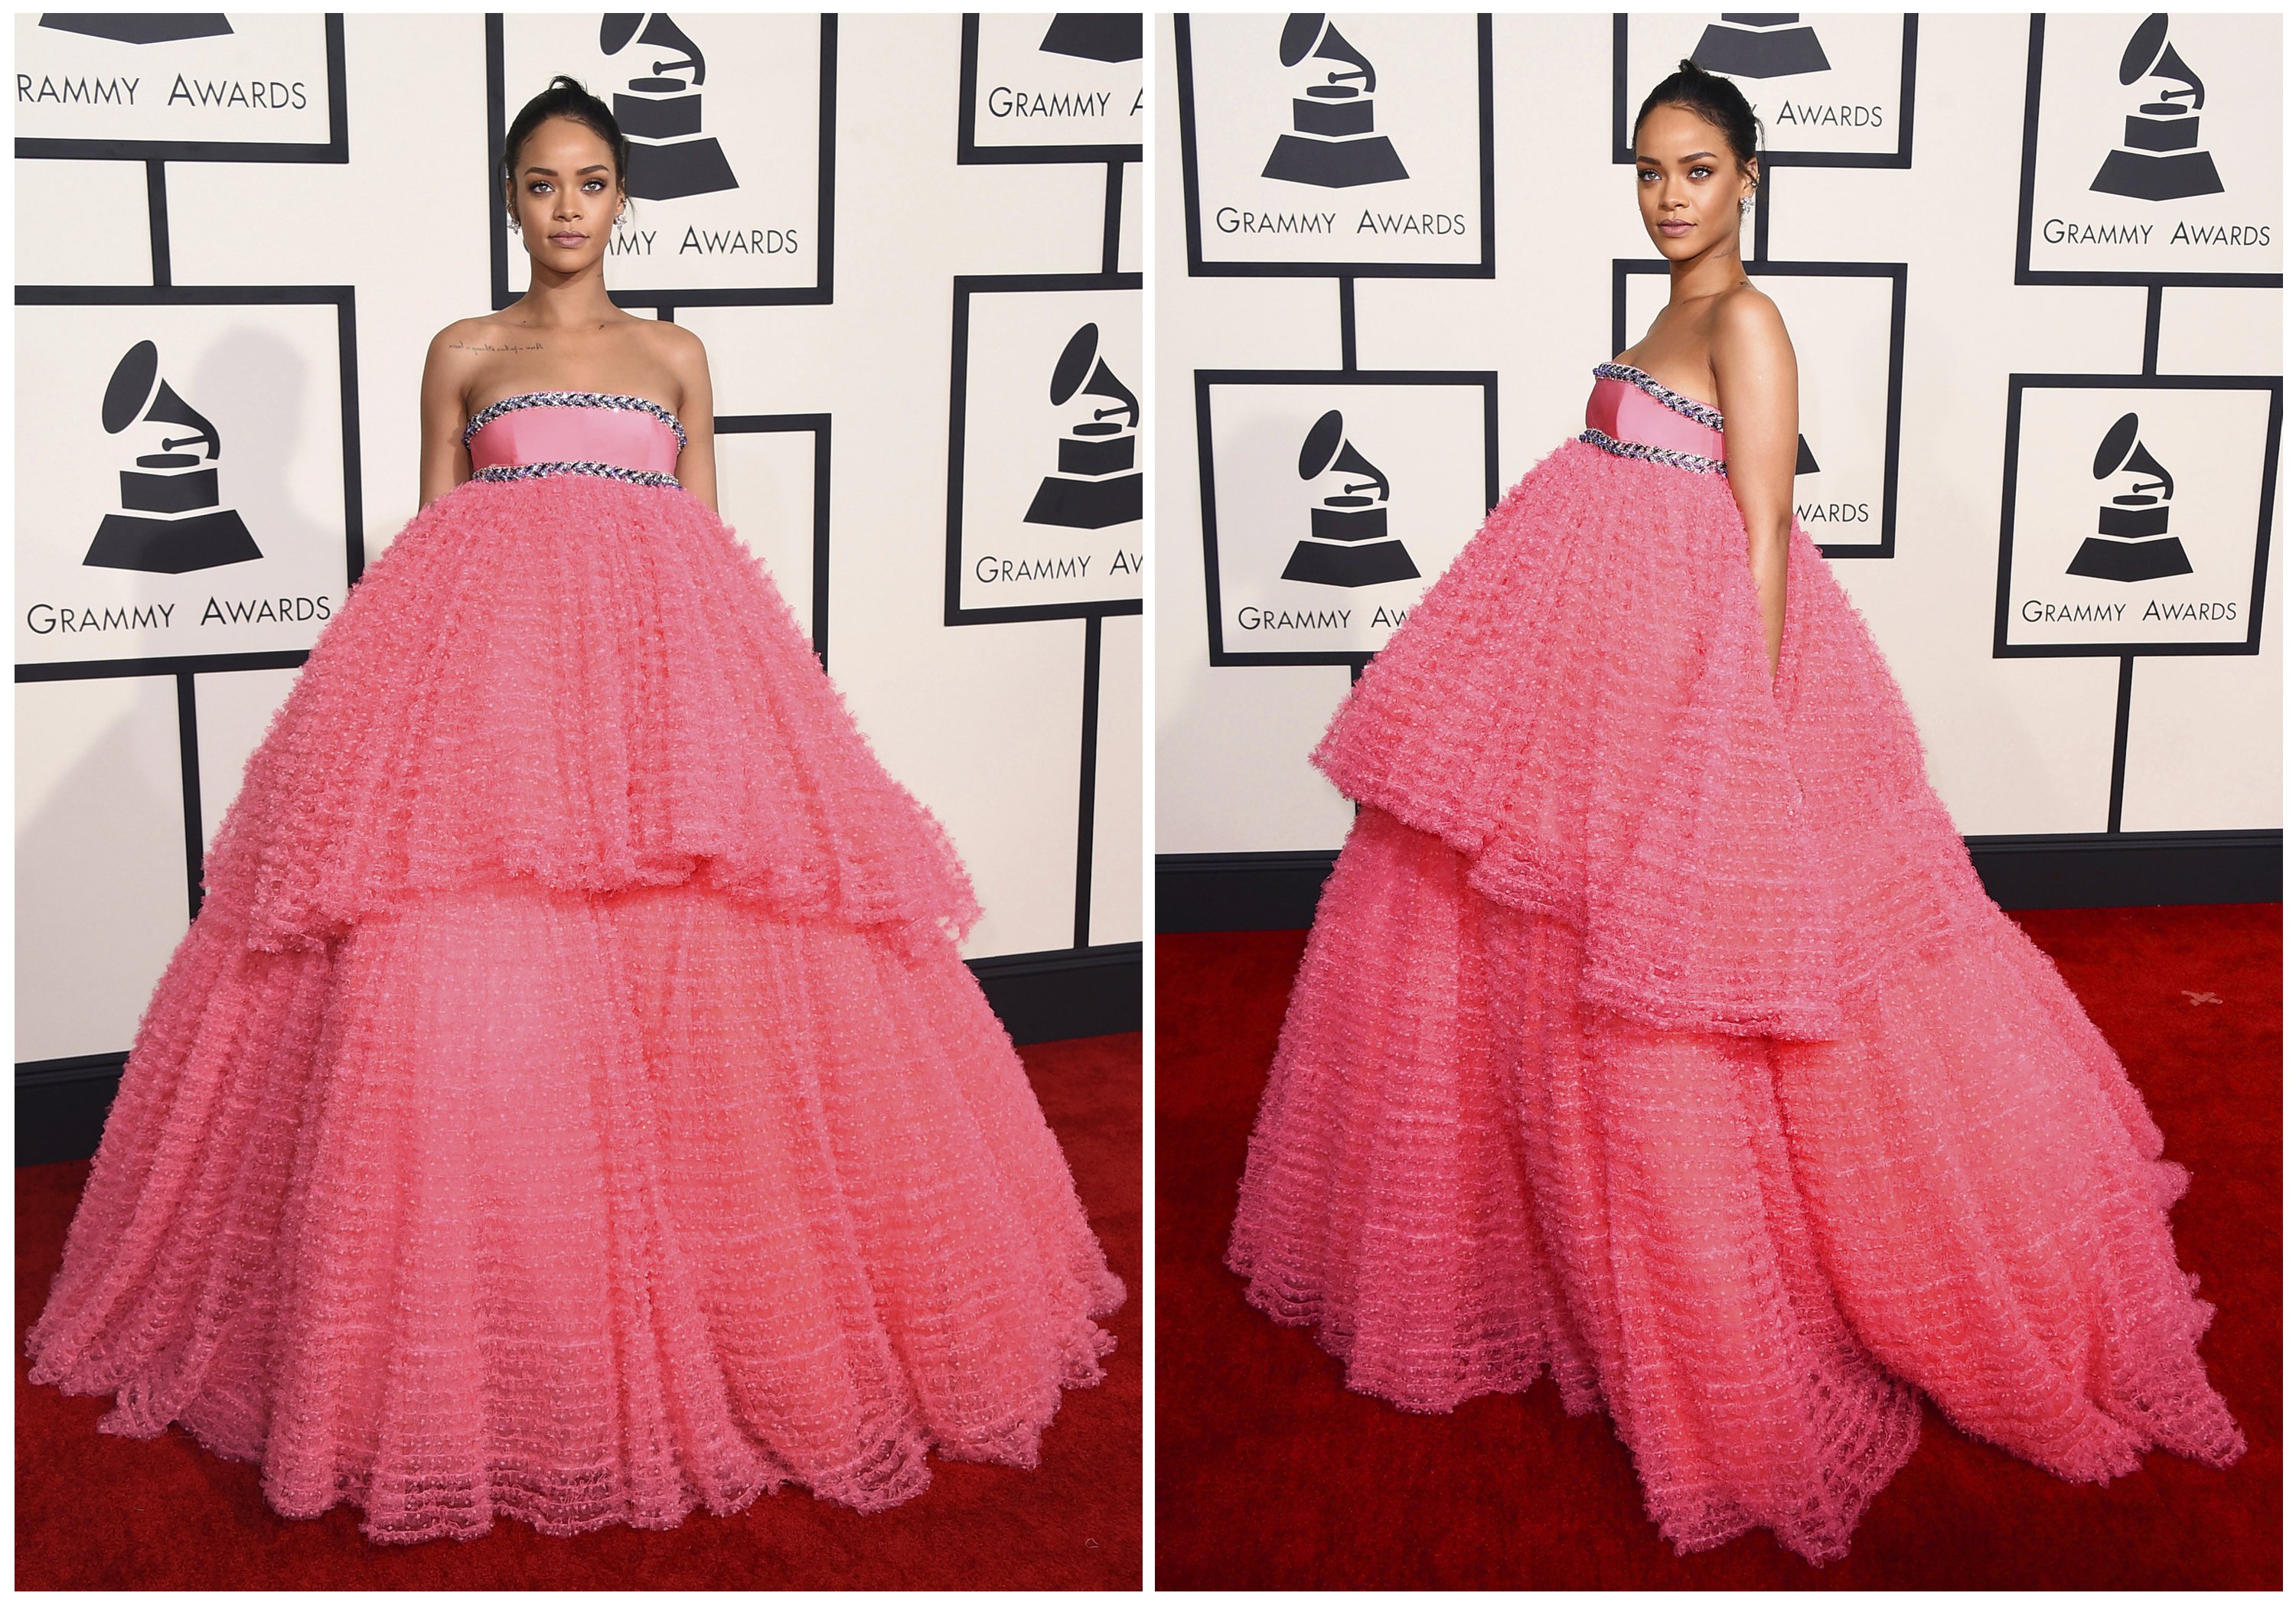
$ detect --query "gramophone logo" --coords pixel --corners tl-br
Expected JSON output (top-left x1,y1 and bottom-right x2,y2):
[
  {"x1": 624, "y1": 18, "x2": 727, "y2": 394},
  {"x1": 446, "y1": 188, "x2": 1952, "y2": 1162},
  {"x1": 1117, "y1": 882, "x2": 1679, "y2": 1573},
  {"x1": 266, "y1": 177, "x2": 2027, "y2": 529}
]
[
  {"x1": 1261, "y1": 13, "x2": 1407, "y2": 188},
  {"x1": 38, "y1": 13, "x2": 233, "y2": 43},
  {"x1": 1039, "y1": 13, "x2": 1141, "y2": 64},
  {"x1": 1690, "y1": 13, "x2": 1831, "y2": 79},
  {"x1": 1283, "y1": 410, "x2": 1417, "y2": 586},
  {"x1": 2066, "y1": 411, "x2": 2190, "y2": 581},
  {"x1": 602, "y1": 12, "x2": 739, "y2": 200},
  {"x1": 2088, "y1": 12, "x2": 2224, "y2": 203},
  {"x1": 1026, "y1": 323, "x2": 1141, "y2": 530},
  {"x1": 82, "y1": 340, "x2": 262, "y2": 575}
]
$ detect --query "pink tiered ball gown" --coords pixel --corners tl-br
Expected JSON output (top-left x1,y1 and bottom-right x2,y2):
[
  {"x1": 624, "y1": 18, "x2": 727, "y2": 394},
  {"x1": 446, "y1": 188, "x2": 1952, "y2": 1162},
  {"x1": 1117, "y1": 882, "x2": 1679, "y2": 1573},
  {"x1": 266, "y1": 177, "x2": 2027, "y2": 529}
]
[
  {"x1": 1225, "y1": 360, "x2": 2244, "y2": 1565},
  {"x1": 25, "y1": 389, "x2": 1125, "y2": 1544}
]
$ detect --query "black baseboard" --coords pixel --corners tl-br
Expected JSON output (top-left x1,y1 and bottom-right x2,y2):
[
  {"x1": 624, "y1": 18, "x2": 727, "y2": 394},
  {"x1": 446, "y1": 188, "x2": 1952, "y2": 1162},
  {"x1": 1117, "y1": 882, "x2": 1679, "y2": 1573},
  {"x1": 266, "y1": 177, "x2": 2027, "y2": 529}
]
[
  {"x1": 1962, "y1": 831, "x2": 2281, "y2": 910},
  {"x1": 1156, "y1": 851, "x2": 1346, "y2": 934},
  {"x1": 972, "y1": 941, "x2": 1143, "y2": 1045},
  {"x1": 1157, "y1": 829, "x2": 2282, "y2": 933},
  {"x1": 15, "y1": 943, "x2": 1142, "y2": 1169},
  {"x1": 15, "y1": 1055, "x2": 129, "y2": 1169}
]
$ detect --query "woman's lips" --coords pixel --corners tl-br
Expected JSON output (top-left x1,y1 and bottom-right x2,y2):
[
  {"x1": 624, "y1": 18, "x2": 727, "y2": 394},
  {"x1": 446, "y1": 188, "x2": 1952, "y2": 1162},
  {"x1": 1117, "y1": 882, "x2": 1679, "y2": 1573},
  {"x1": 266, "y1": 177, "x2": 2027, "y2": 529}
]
[
  {"x1": 1658, "y1": 220, "x2": 1693, "y2": 235},
  {"x1": 550, "y1": 232, "x2": 586, "y2": 246}
]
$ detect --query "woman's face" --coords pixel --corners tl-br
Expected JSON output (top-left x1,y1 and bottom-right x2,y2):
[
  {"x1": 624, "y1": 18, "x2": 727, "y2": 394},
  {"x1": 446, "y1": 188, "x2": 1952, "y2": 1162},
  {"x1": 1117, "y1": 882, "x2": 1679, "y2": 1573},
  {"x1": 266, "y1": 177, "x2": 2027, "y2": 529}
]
[
  {"x1": 506, "y1": 115, "x2": 624, "y2": 272},
  {"x1": 1632, "y1": 103, "x2": 1752, "y2": 262}
]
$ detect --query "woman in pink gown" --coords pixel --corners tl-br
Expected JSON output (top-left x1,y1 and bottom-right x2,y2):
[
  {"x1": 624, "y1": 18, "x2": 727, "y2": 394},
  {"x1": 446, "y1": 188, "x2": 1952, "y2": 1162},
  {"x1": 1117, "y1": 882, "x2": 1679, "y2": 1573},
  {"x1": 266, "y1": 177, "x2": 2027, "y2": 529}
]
[
  {"x1": 1226, "y1": 60, "x2": 2242, "y2": 1566},
  {"x1": 25, "y1": 77, "x2": 1123, "y2": 1544}
]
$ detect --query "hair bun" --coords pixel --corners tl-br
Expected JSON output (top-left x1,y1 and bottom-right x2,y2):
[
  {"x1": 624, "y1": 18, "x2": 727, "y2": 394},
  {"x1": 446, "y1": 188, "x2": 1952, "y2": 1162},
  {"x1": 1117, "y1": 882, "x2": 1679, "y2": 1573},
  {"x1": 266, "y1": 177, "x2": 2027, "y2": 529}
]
[{"x1": 1634, "y1": 57, "x2": 1763, "y2": 167}]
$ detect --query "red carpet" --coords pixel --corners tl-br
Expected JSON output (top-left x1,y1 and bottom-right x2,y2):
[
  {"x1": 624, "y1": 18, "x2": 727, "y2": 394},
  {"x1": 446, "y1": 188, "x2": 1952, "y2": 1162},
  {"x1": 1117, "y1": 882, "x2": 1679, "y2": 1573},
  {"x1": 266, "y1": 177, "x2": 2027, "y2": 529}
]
[
  {"x1": 1156, "y1": 909, "x2": 2281, "y2": 1588},
  {"x1": 17, "y1": 1033, "x2": 1141, "y2": 1591}
]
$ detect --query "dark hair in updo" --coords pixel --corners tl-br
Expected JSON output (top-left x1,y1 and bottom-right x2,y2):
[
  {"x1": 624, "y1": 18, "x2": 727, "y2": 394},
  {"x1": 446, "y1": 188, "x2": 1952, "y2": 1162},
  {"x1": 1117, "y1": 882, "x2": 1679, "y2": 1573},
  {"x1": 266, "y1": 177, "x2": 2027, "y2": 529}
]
[
  {"x1": 1632, "y1": 57, "x2": 1763, "y2": 188},
  {"x1": 500, "y1": 73, "x2": 630, "y2": 223}
]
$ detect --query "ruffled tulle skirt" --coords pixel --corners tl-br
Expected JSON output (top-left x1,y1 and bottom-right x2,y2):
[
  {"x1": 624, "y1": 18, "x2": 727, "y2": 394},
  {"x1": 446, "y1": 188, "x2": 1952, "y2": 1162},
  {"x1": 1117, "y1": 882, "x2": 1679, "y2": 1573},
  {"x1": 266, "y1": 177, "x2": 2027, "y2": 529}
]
[
  {"x1": 25, "y1": 474, "x2": 1124, "y2": 1543},
  {"x1": 1227, "y1": 435, "x2": 2242, "y2": 1565}
]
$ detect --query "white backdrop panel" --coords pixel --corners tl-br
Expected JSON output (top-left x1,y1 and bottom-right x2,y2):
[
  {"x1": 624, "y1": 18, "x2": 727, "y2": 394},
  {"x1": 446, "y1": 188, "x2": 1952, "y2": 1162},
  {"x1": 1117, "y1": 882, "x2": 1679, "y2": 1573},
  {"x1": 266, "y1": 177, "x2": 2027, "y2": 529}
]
[
  {"x1": 16, "y1": 678, "x2": 188, "y2": 1062},
  {"x1": 15, "y1": 301, "x2": 351, "y2": 667},
  {"x1": 194, "y1": 666, "x2": 299, "y2": 851},
  {"x1": 1091, "y1": 611, "x2": 1145, "y2": 948},
  {"x1": 12, "y1": 159, "x2": 148, "y2": 285}
]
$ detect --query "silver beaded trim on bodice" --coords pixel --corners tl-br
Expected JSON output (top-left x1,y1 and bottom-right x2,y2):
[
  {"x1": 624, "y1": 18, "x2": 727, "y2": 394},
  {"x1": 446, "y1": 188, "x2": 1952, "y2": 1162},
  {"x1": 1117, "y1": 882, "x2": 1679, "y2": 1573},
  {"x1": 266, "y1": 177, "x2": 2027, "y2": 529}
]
[
  {"x1": 461, "y1": 389, "x2": 690, "y2": 451},
  {"x1": 468, "y1": 460, "x2": 682, "y2": 487},
  {"x1": 1575, "y1": 425, "x2": 1730, "y2": 477},
  {"x1": 1590, "y1": 362, "x2": 1728, "y2": 432}
]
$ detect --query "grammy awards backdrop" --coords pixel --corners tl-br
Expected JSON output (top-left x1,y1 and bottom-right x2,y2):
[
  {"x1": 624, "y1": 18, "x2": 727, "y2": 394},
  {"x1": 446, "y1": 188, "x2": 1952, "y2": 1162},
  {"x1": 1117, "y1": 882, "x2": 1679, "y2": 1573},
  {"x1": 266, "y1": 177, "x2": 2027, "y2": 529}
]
[
  {"x1": 15, "y1": 11, "x2": 1144, "y2": 1162},
  {"x1": 1157, "y1": 10, "x2": 2280, "y2": 928}
]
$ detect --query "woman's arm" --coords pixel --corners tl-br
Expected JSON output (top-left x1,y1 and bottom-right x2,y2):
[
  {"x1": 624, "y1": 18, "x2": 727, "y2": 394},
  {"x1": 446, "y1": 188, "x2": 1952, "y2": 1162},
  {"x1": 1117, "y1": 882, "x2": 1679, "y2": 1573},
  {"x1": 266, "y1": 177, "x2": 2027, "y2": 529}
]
[
  {"x1": 416, "y1": 323, "x2": 477, "y2": 510},
  {"x1": 661, "y1": 324, "x2": 717, "y2": 515},
  {"x1": 1711, "y1": 292, "x2": 1799, "y2": 679}
]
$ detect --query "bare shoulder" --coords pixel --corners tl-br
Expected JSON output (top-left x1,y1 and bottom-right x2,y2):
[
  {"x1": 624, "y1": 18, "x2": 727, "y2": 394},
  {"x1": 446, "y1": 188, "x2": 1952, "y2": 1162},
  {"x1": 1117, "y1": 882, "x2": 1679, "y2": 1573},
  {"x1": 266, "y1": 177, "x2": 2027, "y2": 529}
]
[
  {"x1": 1709, "y1": 284, "x2": 1792, "y2": 370},
  {"x1": 1707, "y1": 285, "x2": 1795, "y2": 428},
  {"x1": 640, "y1": 316, "x2": 708, "y2": 373},
  {"x1": 640, "y1": 318, "x2": 711, "y2": 411}
]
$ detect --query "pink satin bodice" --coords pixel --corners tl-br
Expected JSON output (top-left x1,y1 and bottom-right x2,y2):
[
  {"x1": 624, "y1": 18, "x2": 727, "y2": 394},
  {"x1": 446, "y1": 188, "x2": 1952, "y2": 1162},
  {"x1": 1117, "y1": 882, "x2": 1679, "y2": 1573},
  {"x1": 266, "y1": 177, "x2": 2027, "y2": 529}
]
[
  {"x1": 463, "y1": 390, "x2": 687, "y2": 481},
  {"x1": 1584, "y1": 367, "x2": 1727, "y2": 464},
  {"x1": 1586, "y1": 378, "x2": 1727, "y2": 461}
]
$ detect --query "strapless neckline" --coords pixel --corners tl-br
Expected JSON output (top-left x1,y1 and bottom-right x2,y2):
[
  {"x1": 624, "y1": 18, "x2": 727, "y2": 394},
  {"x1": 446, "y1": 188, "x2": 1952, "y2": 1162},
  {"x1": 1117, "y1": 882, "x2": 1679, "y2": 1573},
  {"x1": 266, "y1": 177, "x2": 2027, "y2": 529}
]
[
  {"x1": 1580, "y1": 361, "x2": 1730, "y2": 476},
  {"x1": 461, "y1": 388, "x2": 687, "y2": 488},
  {"x1": 1591, "y1": 361, "x2": 1725, "y2": 430},
  {"x1": 463, "y1": 389, "x2": 689, "y2": 452}
]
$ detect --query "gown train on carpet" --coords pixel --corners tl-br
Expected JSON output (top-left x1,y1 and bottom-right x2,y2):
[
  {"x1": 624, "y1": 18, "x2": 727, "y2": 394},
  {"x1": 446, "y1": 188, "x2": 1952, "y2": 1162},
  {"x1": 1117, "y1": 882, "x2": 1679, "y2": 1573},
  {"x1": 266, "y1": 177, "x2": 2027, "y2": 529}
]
[{"x1": 1227, "y1": 364, "x2": 2243, "y2": 1565}]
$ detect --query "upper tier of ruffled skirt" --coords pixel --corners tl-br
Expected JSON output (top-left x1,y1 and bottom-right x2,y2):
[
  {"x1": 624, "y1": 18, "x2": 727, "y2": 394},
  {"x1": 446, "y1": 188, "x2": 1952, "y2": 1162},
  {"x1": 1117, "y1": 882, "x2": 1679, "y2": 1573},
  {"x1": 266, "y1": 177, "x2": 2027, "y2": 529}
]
[
  {"x1": 204, "y1": 474, "x2": 979, "y2": 957},
  {"x1": 1313, "y1": 435, "x2": 1986, "y2": 1042}
]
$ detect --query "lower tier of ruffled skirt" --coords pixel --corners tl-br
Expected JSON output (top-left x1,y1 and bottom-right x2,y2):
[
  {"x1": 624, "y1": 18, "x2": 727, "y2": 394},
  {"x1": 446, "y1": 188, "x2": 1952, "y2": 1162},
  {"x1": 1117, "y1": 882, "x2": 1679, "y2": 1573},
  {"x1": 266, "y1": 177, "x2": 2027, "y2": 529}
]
[
  {"x1": 1227, "y1": 805, "x2": 2244, "y2": 1567},
  {"x1": 26, "y1": 872, "x2": 1124, "y2": 1544}
]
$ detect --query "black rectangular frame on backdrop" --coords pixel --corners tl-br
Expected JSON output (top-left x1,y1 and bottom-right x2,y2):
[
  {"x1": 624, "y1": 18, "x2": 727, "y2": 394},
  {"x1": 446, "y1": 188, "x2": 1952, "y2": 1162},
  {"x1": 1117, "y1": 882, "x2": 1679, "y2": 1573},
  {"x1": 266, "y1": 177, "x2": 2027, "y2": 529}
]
[
  {"x1": 957, "y1": 11, "x2": 1143, "y2": 167},
  {"x1": 14, "y1": 282, "x2": 367, "y2": 679},
  {"x1": 1194, "y1": 366, "x2": 1502, "y2": 669},
  {"x1": 1174, "y1": 11, "x2": 1496, "y2": 282},
  {"x1": 946, "y1": 271, "x2": 1144, "y2": 956},
  {"x1": 1992, "y1": 371, "x2": 2282, "y2": 660},
  {"x1": 14, "y1": 12, "x2": 350, "y2": 165},
  {"x1": 2014, "y1": 13, "x2": 2282, "y2": 292},
  {"x1": 715, "y1": 412, "x2": 835, "y2": 665},
  {"x1": 484, "y1": 13, "x2": 840, "y2": 311},
  {"x1": 944, "y1": 271, "x2": 1146, "y2": 630}
]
